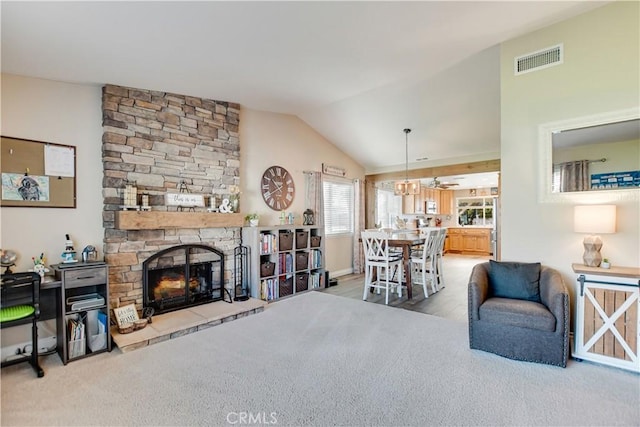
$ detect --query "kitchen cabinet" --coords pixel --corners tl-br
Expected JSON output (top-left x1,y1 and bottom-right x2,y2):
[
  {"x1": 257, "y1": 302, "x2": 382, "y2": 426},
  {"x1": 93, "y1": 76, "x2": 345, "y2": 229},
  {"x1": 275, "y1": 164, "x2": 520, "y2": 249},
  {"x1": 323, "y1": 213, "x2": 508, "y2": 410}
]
[
  {"x1": 448, "y1": 230, "x2": 463, "y2": 252},
  {"x1": 447, "y1": 228, "x2": 491, "y2": 255},
  {"x1": 439, "y1": 190, "x2": 453, "y2": 215},
  {"x1": 403, "y1": 194, "x2": 415, "y2": 214}
]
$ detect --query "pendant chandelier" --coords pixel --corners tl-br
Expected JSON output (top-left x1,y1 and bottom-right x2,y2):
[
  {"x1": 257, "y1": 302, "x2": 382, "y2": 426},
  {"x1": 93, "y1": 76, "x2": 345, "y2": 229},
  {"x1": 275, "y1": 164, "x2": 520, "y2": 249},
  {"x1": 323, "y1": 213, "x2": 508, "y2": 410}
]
[{"x1": 394, "y1": 128, "x2": 420, "y2": 196}]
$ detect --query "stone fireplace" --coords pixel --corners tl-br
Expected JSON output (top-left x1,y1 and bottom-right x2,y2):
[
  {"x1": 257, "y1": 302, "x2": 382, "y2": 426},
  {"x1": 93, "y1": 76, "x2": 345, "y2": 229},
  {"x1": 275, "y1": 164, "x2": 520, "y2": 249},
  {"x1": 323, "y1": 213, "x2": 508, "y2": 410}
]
[
  {"x1": 101, "y1": 84, "x2": 241, "y2": 312},
  {"x1": 143, "y1": 244, "x2": 226, "y2": 314}
]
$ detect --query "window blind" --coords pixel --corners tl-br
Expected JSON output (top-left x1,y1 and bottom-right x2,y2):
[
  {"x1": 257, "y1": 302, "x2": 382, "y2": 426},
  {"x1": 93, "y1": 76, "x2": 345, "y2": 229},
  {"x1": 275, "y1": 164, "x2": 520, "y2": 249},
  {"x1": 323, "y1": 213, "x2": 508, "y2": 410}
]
[{"x1": 323, "y1": 178, "x2": 354, "y2": 235}]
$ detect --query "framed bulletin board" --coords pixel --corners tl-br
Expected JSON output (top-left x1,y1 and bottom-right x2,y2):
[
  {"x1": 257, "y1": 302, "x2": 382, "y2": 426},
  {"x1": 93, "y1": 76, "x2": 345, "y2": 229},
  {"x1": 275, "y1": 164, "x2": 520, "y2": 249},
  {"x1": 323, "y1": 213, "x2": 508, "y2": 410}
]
[{"x1": 1, "y1": 136, "x2": 76, "y2": 208}]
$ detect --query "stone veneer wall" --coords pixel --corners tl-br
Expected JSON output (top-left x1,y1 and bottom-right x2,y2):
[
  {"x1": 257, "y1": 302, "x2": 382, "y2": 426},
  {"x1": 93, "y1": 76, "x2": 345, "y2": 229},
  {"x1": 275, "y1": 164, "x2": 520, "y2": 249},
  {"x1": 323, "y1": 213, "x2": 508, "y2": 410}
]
[{"x1": 101, "y1": 84, "x2": 241, "y2": 310}]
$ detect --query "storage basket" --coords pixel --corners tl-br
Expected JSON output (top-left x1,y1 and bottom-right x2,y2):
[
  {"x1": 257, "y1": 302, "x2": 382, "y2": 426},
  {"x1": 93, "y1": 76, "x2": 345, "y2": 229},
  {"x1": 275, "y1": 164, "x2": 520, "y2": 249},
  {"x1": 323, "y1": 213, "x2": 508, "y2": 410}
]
[
  {"x1": 310, "y1": 236, "x2": 322, "y2": 248},
  {"x1": 280, "y1": 277, "x2": 293, "y2": 297},
  {"x1": 295, "y1": 273, "x2": 309, "y2": 292},
  {"x1": 260, "y1": 261, "x2": 276, "y2": 277},
  {"x1": 295, "y1": 231, "x2": 309, "y2": 249},
  {"x1": 295, "y1": 252, "x2": 309, "y2": 270},
  {"x1": 279, "y1": 232, "x2": 293, "y2": 251}
]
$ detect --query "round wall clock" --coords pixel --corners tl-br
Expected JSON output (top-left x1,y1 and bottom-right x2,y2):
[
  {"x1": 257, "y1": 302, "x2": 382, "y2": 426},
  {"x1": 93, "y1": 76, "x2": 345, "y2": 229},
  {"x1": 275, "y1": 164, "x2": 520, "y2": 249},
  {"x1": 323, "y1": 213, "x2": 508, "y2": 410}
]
[{"x1": 261, "y1": 165, "x2": 295, "y2": 211}]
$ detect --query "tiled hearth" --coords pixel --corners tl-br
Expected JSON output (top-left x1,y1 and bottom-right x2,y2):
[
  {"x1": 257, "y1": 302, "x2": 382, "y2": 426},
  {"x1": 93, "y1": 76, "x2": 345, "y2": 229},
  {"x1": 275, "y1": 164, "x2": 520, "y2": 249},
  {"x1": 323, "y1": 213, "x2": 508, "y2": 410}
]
[{"x1": 111, "y1": 298, "x2": 267, "y2": 352}]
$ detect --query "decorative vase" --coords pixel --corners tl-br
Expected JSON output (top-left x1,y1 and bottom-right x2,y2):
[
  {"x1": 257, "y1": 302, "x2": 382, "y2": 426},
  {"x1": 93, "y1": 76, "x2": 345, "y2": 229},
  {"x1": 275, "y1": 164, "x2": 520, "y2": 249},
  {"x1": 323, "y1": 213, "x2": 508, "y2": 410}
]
[{"x1": 249, "y1": 219, "x2": 259, "y2": 227}]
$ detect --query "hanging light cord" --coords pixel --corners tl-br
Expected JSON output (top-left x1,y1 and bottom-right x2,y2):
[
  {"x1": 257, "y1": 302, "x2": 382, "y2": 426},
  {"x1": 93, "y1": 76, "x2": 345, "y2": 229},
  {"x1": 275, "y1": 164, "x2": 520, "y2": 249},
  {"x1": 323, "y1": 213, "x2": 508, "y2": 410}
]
[{"x1": 404, "y1": 128, "x2": 411, "y2": 195}]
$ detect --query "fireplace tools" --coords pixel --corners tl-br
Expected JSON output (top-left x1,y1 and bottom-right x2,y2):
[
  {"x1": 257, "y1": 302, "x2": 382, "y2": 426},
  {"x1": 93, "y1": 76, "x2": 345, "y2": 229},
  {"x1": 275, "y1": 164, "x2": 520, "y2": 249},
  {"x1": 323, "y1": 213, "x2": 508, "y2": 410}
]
[{"x1": 233, "y1": 235, "x2": 250, "y2": 301}]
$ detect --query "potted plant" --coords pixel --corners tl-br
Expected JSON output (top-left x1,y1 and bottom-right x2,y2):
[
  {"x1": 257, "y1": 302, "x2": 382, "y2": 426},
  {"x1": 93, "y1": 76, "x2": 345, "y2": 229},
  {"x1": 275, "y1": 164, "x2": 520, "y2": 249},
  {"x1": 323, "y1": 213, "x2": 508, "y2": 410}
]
[
  {"x1": 245, "y1": 213, "x2": 259, "y2": 227},
  {"x1": 601, "y1": 258, "x2": 611, "y2": 269}
]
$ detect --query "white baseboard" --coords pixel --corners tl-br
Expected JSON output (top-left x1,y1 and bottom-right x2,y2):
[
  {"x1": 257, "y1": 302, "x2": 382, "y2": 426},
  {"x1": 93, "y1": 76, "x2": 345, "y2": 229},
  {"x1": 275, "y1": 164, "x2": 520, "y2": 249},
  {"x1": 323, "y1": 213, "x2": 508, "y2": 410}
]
[{"x1": 330, "y1": 268, "x2": 353, "y2": 278}]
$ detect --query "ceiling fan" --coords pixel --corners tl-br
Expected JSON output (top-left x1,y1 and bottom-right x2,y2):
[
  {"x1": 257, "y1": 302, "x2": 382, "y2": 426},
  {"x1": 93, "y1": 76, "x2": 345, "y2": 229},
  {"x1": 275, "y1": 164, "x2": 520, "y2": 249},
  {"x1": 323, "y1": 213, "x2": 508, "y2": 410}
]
[{"x1": 428, "y1": 177, "x2": 459, "y2": 189}]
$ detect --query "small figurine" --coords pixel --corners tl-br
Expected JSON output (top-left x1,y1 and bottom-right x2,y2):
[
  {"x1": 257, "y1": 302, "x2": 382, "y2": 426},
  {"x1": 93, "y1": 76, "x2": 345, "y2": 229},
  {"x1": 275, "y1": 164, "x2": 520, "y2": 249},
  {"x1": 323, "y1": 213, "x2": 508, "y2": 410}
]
[{"x1": 31, "y1": 253, "x2": 49, "y2": 278}]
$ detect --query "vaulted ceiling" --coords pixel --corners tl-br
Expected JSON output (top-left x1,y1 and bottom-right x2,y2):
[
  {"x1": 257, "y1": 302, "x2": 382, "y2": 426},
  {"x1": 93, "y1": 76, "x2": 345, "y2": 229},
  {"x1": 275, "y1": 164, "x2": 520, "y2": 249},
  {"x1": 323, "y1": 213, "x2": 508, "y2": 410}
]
[{"x1": 1, "y1": 1, "x2": 608, "y2": 174}]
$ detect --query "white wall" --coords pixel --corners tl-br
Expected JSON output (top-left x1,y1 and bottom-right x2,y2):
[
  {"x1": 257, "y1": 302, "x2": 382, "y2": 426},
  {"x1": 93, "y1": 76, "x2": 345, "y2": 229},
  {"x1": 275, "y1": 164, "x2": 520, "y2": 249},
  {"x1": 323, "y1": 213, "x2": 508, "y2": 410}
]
[
  {"x1": 500, "y1": 2, "x2": 639, "y2": 295},
  {"x1": 240, "y1": 108, "x2": 365, "y2": 276},
  {"x1": 1, "y1": 74, "x2": 104, "y2": 272}
]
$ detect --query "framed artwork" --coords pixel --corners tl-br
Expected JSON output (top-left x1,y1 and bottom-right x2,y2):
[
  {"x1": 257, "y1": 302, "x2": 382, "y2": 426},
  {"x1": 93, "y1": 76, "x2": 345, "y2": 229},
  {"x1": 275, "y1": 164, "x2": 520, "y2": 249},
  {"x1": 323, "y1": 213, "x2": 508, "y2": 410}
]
[{"x1": 469, "y1": 189, "x2": 477, "y2": 196}]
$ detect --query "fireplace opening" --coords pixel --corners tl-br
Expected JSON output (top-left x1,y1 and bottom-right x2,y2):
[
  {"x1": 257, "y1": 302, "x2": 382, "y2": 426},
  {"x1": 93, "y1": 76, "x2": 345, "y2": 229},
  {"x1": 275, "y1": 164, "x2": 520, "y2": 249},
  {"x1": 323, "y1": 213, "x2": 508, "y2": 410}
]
[{"x1": 143, "y1": 244, "x2": 228, "y2": 314}]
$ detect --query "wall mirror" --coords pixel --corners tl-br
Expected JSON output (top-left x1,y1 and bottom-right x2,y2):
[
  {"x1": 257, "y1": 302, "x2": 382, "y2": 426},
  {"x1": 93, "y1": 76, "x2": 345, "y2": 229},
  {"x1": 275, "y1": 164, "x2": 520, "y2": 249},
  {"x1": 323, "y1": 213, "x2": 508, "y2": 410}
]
[{"x1": 538, "y1": 108, "x2": 640, "y2": 203}]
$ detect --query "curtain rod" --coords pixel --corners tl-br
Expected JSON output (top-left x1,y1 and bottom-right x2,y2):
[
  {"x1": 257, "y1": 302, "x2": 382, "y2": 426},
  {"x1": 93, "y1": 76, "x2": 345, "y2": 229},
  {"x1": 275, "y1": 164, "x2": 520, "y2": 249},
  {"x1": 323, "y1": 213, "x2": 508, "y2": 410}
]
[{"x1": 554, "y1": 158, "x2": 606, "y2": 167}]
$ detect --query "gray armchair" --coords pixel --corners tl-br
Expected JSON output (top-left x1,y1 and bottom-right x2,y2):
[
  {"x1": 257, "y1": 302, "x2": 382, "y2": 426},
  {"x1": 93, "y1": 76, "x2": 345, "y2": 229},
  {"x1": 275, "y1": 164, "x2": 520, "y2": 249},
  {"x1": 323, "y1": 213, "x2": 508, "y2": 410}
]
[{"x1": 468, "y1": 261, "x2": 569, "y2": 367}]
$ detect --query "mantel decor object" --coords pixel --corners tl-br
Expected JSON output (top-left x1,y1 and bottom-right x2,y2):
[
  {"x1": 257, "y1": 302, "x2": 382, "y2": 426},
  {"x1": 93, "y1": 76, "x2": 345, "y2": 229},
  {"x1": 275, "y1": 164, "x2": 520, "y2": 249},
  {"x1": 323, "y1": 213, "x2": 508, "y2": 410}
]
[{"x1": 303, "y1": 209, "x2": 314, "y2": 225}]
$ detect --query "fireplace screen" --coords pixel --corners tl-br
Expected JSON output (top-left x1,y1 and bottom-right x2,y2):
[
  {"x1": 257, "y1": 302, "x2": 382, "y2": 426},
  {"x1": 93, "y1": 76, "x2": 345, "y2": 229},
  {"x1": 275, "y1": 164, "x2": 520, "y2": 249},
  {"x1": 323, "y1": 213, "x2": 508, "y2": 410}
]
[{"x1": 143, "y1": 244, "x2": 225, "y2": 314}]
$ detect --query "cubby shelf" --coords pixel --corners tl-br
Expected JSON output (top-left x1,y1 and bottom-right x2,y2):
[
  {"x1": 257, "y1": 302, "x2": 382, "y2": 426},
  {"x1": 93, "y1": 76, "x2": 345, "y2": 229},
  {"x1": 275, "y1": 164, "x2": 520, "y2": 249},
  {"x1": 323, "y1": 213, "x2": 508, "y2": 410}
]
[{"x1": 242, "y1": 225, "x2": 325, "y2": 302}]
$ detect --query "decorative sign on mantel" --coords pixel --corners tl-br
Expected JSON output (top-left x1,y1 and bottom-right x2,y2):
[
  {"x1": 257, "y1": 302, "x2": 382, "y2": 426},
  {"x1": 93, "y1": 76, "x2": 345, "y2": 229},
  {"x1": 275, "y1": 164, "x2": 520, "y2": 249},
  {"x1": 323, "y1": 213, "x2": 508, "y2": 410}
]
[{"x1": 165, "y1": 193, "x2": 205, "y2": 207}]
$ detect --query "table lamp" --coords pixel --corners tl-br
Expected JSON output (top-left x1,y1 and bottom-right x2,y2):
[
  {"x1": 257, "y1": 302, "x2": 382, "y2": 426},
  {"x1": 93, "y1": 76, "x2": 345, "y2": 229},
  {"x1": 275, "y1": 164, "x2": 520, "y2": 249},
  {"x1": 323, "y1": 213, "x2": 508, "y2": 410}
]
[{"x1": 573, "y1": 205, "x2": 616, "y2": 267}]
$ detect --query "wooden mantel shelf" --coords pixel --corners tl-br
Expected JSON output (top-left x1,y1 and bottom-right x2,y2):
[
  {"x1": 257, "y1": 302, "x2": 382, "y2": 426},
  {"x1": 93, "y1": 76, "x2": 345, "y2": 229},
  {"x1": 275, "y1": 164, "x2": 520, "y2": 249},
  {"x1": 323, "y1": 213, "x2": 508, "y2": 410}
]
[{"x1": 115, "y1": 211, "x2": 244, "y2": 230}]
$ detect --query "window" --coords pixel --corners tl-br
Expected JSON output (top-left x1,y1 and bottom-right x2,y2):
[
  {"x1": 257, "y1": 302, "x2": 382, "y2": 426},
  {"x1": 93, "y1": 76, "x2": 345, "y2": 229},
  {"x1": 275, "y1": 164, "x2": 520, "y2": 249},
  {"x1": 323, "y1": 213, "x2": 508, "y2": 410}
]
[
  {"x1": 456, "y1": 196, "x2": 494, "y2": 226},
  {"x1": 375, "y1": 188, "x2": 402, "y2": 228},
  {"x1": 323, "y1": 178, "x2": 354, "y2": 236}
]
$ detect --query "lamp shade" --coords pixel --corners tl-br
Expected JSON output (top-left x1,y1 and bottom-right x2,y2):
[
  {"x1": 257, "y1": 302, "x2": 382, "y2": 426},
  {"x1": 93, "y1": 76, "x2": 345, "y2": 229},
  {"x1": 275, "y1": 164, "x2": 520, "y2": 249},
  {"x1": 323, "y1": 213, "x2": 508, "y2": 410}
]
[
  {"x1": 574, "y1": 205, "x2": 616, "y2": 234},
  {"x1": 394, "y1": 179, "x2": 420, "y2": 196}
]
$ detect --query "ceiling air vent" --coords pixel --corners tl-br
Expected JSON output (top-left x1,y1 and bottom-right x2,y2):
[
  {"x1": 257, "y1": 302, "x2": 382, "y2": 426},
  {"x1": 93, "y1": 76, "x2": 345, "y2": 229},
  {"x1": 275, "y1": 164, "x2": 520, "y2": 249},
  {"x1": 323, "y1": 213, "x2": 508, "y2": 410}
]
[{"x1": 514, "y1": 44, "x2": 563, "y2": 75}]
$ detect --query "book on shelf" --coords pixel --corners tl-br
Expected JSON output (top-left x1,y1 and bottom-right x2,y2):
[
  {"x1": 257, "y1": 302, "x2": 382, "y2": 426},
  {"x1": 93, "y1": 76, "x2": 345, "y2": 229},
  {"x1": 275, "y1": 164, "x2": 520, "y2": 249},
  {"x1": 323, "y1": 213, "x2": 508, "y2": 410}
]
[
  {"x1": 260, "y1": 233, "x2": 278, "y2": 254},
  {"x1": 260, "y1": 278, "x2": 279, "y2": 301},
  {"x1": 310, "y1": 271, "x2": 325, "y2": 289},
  {"x1": 311, "y1": 249, "x2": 322, "y2": 268}
]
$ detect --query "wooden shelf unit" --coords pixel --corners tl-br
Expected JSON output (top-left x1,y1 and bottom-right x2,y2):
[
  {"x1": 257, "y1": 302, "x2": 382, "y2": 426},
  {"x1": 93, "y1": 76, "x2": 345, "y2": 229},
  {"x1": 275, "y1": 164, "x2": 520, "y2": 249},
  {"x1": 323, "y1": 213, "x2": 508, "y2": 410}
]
[{"x1": 242, "y1": 225, "x2": 325, "y2": 302}]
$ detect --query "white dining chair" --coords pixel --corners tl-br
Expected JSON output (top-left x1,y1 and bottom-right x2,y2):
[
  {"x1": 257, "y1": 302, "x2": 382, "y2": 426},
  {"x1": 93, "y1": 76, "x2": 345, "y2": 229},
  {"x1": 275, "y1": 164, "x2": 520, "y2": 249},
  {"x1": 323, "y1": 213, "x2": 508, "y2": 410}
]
[
  {"x1": 361, "y1": 230, "x2": 403, "y2": 305},
  {"x1": 409, "y1": 228, "x2": 439, "y2": 297},
  {"x1": 433, "y1": 228, "x2": 447, "y2": 290}
]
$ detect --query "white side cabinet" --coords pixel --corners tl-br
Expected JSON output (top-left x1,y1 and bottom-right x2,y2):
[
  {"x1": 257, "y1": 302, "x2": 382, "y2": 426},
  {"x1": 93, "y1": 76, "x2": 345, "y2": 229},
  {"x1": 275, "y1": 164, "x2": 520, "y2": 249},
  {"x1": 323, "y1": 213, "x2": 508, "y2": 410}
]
[
  {"x1": 572, "y1": 264, "x2": 639, "y2": 373},
  {"x1": 242, "y1": 225, "x2": 325, "y2": 302}
]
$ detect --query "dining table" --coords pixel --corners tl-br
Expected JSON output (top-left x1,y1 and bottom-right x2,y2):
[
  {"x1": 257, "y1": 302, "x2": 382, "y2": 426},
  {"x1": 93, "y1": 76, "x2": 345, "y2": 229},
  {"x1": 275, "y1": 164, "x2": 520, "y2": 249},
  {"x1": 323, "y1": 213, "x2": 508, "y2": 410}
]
[{"x1": 384, "y1": 231, "x2": 425, "y2": 300}]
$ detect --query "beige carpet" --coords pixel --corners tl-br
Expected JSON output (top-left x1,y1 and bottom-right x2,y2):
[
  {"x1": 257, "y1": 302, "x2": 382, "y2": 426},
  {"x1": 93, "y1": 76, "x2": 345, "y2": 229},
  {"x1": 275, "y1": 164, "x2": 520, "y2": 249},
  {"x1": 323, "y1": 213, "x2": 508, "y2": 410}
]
[{"x1": 1, "y1": 291, "x2": 638, "y2": 426}]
